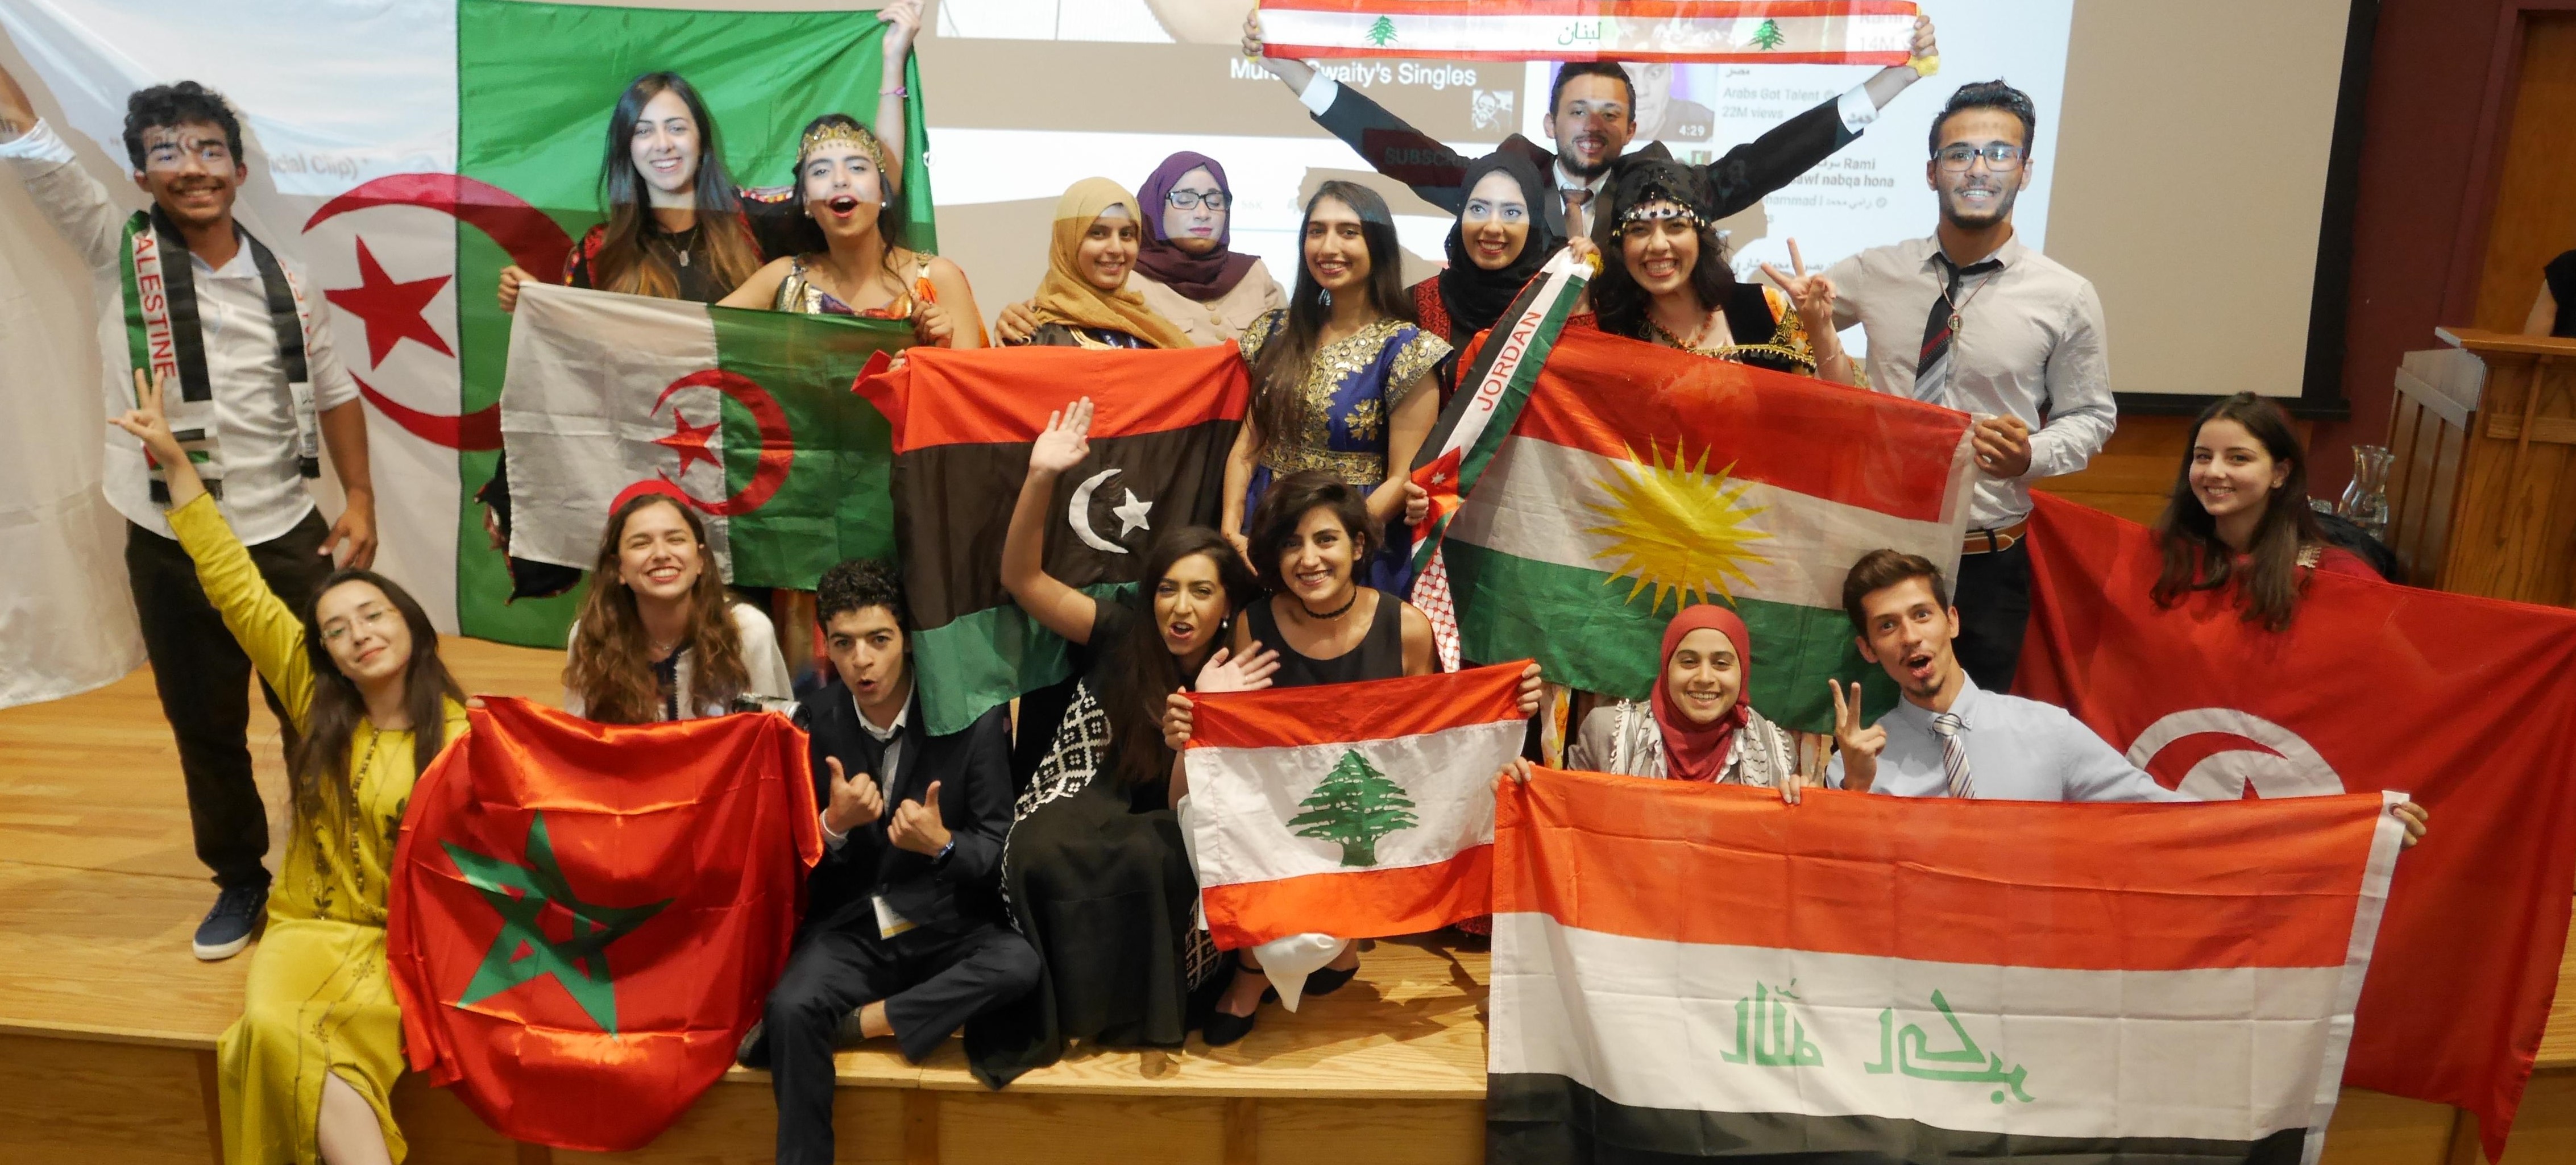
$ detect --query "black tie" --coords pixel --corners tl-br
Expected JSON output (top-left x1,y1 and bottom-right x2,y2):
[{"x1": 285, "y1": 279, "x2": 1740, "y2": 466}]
[{"x1": 1916, "y1": 254, "x2": 2002, "y2": 405}]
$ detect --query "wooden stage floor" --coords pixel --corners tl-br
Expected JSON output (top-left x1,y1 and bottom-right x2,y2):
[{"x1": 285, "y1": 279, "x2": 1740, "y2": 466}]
[{"x1": 0, "y1": 640, "x2": 2567, "y2": 1164}]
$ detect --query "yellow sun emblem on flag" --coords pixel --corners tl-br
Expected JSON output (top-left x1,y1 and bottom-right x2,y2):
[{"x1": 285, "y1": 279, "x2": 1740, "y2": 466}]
[{"x1": 1584, "y1": 441, "x2": 1773, "y2": 611}]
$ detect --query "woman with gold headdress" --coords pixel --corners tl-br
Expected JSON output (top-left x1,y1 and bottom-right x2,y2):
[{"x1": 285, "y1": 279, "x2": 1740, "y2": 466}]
[
  {"x1": 720, "y1": 111, "x2": 982, "y2": 348},
  {"x1": 1005, "y1": 177, "x2": 1192, "y2": 350}
]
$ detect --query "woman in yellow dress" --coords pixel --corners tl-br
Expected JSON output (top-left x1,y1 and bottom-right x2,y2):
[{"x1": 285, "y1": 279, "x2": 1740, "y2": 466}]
[{"x1": 114, "y1": 370, "x2": 468, "y2": 1165}]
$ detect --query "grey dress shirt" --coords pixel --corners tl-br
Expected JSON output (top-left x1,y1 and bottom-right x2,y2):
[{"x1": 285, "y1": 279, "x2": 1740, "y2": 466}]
[{"x1": 1825, "y1": 676, "x2": 2191, "y2": 803}]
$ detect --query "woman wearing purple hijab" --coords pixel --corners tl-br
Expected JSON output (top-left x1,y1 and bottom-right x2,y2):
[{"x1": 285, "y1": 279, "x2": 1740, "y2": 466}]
[{"x1": 997, "y1": 151, "x2": 1283, "y2": 346}]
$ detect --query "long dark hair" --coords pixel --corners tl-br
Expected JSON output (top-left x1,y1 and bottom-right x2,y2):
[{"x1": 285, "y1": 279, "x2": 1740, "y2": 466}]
[
  {"x1": 565, "y1": 494, "x2": 750, "y2": 723},
  {"x1": 2151, "y1": 392, "x2": 2324, "y2": 631},
  {"x1": 778, "y1": 113, "x2": 909, "y2": 273},
  {"x1": 1250, "y1": 181, "x2": 1416, "y2": 460},
  {"x1": 1097, "y1": 527, "x2": 1261, "y2": 791},
  {"x1": 1589, "y1": 156, "x2": 1734, "y2": 341},
  {"x1": 593, "y1": 72, "x2": 762, "y2": 297},
  {"x1": 286, "y1": 571, "x2": 465, "y2": 827}
]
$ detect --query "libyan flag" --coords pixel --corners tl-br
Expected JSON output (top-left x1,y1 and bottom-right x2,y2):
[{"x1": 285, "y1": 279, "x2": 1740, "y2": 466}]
[
  {"x1": 857, "y1": 345, "x2": 1251, "y2": 735},
  {"x1": 2016, "y1": 494, "x2": 2576, "y2": 1155},
  {"x1": 1490, "y1": 769, "x2": 2408, "y2": 1163},
  {"x1": 387, "y1": 697, "x2": 820, "y2": 1152},
  {"x1": 499, "y1": 283, "x2": 906, "y2": 588},
  {"x1": 0, "y1": 0, "x2": 929, "y2": 643}
]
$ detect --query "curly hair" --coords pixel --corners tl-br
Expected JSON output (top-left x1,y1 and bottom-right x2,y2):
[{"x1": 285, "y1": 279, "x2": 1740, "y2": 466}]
[
  {"x1": 816, "y1": 557, "x2": 911, "y2": 632},
  {"x1": 563, "y1": 494, "x2": 750, "y2": 723},
  {"x1": 122, "y1": 81, "x2": 243, "y2": 170}
]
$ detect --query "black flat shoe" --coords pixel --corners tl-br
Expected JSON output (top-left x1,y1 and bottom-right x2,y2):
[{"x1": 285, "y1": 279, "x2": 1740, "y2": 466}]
[
  {"x1": 736, "y1": 1019, "x2": 771, "y2": 1069},
  {"x1": 1305, "y1": 960, "x2": 1360, "y2": 997},
  {"x1": 1203, "y1": 1006, "x2": 1257, "y2": 1047}
]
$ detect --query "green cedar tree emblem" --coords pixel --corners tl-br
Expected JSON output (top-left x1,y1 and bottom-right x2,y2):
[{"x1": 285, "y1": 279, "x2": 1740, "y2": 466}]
[
  {"x1": 1366, "y1": 15, "x2": 1398, "y2": 47},
  {"x1": 1750, "y1": 18, "x2": 1788, "y2": 51},
  {"x1": 1289, "y1": 749, "x2": 1418, "y2": 867},
  {"x1": 444, "y1": 811, "x2": 673, "y2": 1034}
]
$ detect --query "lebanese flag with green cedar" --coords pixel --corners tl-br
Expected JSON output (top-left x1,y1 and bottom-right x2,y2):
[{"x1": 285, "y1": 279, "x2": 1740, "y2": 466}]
[
  {"x1": 858, "y1": 345, "x2": 1250, "y2": 735},
  {"x1": 499, "y1": 283, "x2": 907, "y2": 588},
  {"x1": 1428, "y1": 325, "x2": 1977, "y2": 732}
]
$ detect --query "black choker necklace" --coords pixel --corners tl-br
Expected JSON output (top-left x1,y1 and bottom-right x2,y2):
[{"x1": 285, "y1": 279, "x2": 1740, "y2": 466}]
[{"x1": 1298, "y1": 589, "x2": 1360, "y2": 621}]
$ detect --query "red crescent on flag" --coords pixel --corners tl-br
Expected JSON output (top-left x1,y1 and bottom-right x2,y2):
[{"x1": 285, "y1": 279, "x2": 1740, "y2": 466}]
[
  {"x1": 653, "y1": 371, "x2": 795, "y2": 516},
  {"x1": 304, "y1": 174, "x2": 575, "y2": 451}
]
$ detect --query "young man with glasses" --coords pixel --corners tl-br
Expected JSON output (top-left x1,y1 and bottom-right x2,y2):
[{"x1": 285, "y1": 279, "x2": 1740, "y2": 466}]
[
  {"x1": 1809, "y1": 81, "x2": 2114, "y2": 693},
  {"x1": 0, "y1": 60, "x2": 376, "y2": 960}
]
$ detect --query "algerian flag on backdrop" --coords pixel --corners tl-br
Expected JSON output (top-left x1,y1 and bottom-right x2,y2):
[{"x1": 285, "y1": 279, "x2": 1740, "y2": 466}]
[
  {"x1": 0, "y1": 0, "x2": 926, "y2": 644},
  {"x1": 500, "y1": 283, "x2": 905, "y2": 586}
]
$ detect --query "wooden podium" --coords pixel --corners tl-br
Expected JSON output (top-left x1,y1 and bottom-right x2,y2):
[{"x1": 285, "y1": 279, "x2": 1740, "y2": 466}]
[{"x1": 2384, "y1": 329, "x2": 2576, "y2": 606}]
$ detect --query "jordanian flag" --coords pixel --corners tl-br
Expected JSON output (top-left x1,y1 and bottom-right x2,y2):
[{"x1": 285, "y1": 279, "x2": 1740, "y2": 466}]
[
  {"x1": 1181, "y1": 663, "x2": 1529, "y2": 949},
  {"x1": 1427, "y1": 325, "x2": 1976, "y2": 732},
  {"x1": 1490, "y1": 769, "x2": 2408, "y2": 1163},
  {"x1": 1256, "y1": 0, "x2": 1920, "y2": 63},
  {"x1": 387, "y1": 698, "x2": 819, "y2": 1152},
  {"x1": 0, "y1": 0, "x2": 928, "y2": 643},
  {"x1": 857, "y1": 345, "x2": 1250, "y2": 735},
  {"x1": 500, "y1": 283, "x2": 906, "y2": 588}
]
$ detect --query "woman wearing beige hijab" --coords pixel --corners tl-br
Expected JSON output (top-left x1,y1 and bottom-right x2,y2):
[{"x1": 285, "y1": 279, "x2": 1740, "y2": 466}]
[{"x1": 1009, "y1": 177, "x2": 1191, "y2": 350}]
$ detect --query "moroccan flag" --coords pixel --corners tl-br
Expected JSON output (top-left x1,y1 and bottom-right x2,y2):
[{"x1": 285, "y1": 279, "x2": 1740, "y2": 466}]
[
  {"x1": 1181, "y1": 663, "x2": 1528, "y2": 948},
  {"x1": 1256, "y1": 0, "x2": 1920, "y2": 63},
  {"x1": 857, "y1": 345, "x2": 1250, "y2": 735},
  {"x1": 1426, "y1": 325, "x2": 1976, "y2": 732},
  {"x1": 386, "y1": 697, "x2": 820, "y2": 1152},
  {"x1": 2016, "y1": 493, "x2": 2576, "y2": 1155},
  {"x1": 0, "y1": 0, "x2": 928, "y2": 642},
  {"x1": 499, "y1": 283, "x2": 906, "y2": 588},
  {"x1": 1490, "y1": 768, "x2": 2409, "y2": 1163}
]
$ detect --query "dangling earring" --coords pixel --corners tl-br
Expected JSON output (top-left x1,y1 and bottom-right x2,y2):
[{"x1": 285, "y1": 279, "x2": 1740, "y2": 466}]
[{"x1": 1320, "y1": 287, "x2": 1334, "y2": 308}]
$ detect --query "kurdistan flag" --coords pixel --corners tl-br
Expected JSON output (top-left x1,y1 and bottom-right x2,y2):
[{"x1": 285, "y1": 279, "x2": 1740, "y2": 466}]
[
  {"x1": 1490, "y1": 769, "x2": 2408, "y2": 1164},
  {"x1": 857, "y1": 344, "x2": 1250, "y2": 736},
  {"x1": 500, "y1": 283, "x2": 906, "y2": 588},
  {"x1": 0, "y1": 0, "x2": 927, "y2": 642},
  {"x1": 1428, "y1": 325, "x2": 1976, "y2": 732}
]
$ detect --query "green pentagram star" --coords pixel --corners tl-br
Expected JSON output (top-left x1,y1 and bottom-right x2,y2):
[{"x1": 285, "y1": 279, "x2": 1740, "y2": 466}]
[{"x1": 442, "y1": 811, "x2": 672, "y2": 1035}]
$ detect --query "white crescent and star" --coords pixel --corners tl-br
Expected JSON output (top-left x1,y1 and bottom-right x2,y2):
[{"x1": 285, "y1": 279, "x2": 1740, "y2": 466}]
[{"x1": 1069, "y1": 467, "x2": 1154, "y2": 554}]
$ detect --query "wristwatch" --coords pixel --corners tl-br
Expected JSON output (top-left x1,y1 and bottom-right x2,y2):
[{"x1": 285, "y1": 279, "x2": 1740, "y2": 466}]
[{"x1": 934, "y1": 840, "x2": 955, "y2": 865}]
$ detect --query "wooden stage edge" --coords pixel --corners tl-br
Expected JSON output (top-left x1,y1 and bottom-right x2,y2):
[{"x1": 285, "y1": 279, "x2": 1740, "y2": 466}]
[{"x1": 0, "y1": 641, "x2": 2570, "y2": 1164}]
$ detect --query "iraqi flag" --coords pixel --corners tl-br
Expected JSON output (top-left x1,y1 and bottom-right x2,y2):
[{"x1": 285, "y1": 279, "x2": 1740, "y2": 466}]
[
  {"x1": 386, "y1": 697, "x2": 820, "y2": 1152},
  {"x1": 2016, "y1": 493, "x2": 2576, "y2": 1155},
  {"x1": 500, "y1": 283, "x2": 907, "y2": 588},
  {"x1": 1425, "y1": 325, "x2": 1976, "y2": 732},
  {"x1": 857, "y1": 344, "x2": 1248, "y2": 735},
  {"x1": 1181, "y1": 662, "x2": 1529, "y2": 948},
  {"x1": 1256, "y1": 0, "x2": 1920, "y2": 64},
  {"x1": 0, "y1": 0, "x2": 928, "y2": 645},
  {"x1": 1490, "y1": 768, "x2": 2409, "y2": 1164}
]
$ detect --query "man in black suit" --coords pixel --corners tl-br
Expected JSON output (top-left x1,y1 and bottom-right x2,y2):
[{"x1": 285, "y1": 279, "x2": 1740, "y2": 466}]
[
  {"x1": 743, "y1": 558, "x2": 1036, "y2": 1165},
  {"x1": 1243, "y1": 10, "x2": 1942, "y2": 240}
]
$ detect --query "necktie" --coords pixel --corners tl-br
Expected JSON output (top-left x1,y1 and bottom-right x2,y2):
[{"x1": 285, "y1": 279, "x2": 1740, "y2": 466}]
[
  {"x1": 1914, "y1": 255, "x2": 2002, "y2": 405},
  {"x1": 1930, "y1": 712, "x2": 1974, "y2": 799},
  {"x1": 1561, "y1": 188, "x2": 1592, "y2": 242}
]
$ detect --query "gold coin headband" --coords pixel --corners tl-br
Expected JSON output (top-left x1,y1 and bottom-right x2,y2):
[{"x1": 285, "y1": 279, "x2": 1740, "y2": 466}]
[
  {"x1": 798, "y1": 121, "x2": 898, "y2": 196},
  {"x1": 1620, "y1": 199, "x2": 1707, "y2": 227}
]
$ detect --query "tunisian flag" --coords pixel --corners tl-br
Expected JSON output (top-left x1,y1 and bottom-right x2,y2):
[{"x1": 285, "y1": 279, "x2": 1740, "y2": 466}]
[
  {"x1": 387, "y1": 698, "x2": 821, "y2": 1152},
  {"x1": 2017, "y1": 493, "x2": 2576, "y2": 1155}
]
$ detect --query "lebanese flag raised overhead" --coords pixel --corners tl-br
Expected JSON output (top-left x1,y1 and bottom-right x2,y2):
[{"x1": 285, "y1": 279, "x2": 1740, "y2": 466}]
[
  {"x1": 1256, "y1": 0, "x2": 1920, "y2": 64},
  {"x1": 1183, "y1": 662, "x2": 1529, "y2": 948},
  {"x1": 2017, "y1": 493, "x2": 2576, "y2": 1155},
  {"x1": 1490, "y1": 769, "x2": 2408, "y2": 1164}
]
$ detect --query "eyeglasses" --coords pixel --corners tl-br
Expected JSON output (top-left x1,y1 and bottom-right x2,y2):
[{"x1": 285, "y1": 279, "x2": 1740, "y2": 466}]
[
  {"x1": 1167, "y1": 189, "x2": 1228, "y2": 210},
  {"x1": 1935, "y1": 143, "x2": 2025, "y2": 172}
]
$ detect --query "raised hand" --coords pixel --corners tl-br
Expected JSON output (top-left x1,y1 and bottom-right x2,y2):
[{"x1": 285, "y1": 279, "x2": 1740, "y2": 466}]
[
  {"x1": 889, "y1": 779, "x2": 951, "y2": 856},
  {"x1": 1030, "y1": 398, "x2": 1094, "y2": 475},
  {"x1": 822, "y1": 756, "x2": 885, "y2": 836},
  {"x1": 1196, "y1": 644, "x2": 1281, "y2": 695},
  {"x1": 1829, "y1": 679, "x2": 1886, "y2": 793},
  {"x1": 108, "y1": 368, "x2": 183, "y2": 463},
  {"x1": 1969, "y1": 414, "x2": 2034, "y2": 479},
  {"x1": 879, "y1": 0, "x2": 923, "y2": 60},
  {"x1": 1758, "y1": 239, "x2": 1837, "y2": 338},
  {"x1": 1910, "y1": 14, "x2": 1939, "y2": 67}
]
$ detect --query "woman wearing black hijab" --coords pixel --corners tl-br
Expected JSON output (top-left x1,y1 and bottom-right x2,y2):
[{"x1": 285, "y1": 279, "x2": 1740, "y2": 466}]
[{"x1": 1408, "y1": 151, "x2": 1564, "y2": 405}]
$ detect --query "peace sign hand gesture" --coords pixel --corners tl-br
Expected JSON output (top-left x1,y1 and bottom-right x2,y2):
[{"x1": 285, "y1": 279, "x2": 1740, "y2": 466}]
[
  {"x1": 1828, "y1": 679, "x2": 1886, "y2": 793},
  {"x1": 1029, "y1": 397, "x2": 1094, "y2": 476},
  {"x1": 109, "y1": 368, "x2": 208, "y2": 507},
  {"x1": 1758, "y1": 239, "x2": 1839, "y2": 339}
]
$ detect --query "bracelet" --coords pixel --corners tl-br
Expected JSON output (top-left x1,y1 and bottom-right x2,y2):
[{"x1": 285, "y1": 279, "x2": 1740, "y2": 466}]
[
  {"x1": 880, "y1": 85, "x2": 908, "y2": 98},
  {"x1": 1909, "y1": 52, "x2": 1940, "y2": 78}
]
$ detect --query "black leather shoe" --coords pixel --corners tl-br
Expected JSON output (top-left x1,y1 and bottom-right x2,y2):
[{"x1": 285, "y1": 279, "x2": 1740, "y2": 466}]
[
  {"x1": 736, "y1": 1020, "x2": 771, "y2": 1069},
  {"x1": 1305, "y1": 960, "x2": 1360, "y2": 997},
  {"x1": 1203, "y1": 1006, "x2": 1257, "y2": 1047}
]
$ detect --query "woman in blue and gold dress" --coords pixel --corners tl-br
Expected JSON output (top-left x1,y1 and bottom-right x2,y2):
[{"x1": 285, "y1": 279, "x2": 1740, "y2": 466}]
[{"x1": 1221, "y1": 180, "x2": 1449, "y2": 595}]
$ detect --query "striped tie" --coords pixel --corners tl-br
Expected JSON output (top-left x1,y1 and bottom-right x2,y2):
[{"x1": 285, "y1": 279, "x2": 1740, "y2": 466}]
[
  {"x1": 1930, "y1": 712, "x2": 1974, "y2": 799},
  {"x1": 1914, "y1": 255, "x2": 2002, "y2": 405}
]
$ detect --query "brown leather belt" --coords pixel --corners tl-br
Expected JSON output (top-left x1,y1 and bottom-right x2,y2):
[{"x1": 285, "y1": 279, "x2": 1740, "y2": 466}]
[{"x1": 1961, "y1": 520, "x2": 2030, "y2": 555}]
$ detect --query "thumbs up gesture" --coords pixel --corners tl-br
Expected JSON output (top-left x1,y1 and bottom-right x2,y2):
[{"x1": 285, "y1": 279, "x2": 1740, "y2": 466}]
[
  {"x1": 890, "y1": 780, "x2": 952, "y2": 856},
  {"x1": 821, "y1": 756, "x2": 884, "y2": 837}
]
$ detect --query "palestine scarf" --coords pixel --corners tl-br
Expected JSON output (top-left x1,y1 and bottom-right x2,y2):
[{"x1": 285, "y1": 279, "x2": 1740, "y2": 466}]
[
  {"x1": 1133, "y1": 151, "x2": 1259, "y2": 302},
  {"x1": 118, "y1": 206, "x2": 320, "y2": 503},
  {"x1": 1029, "y1": 178, "x2": 1191, "y2": 350},
  {"x1": 1433, "y1": 152, "x2": 1562, "y2": 346}
]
